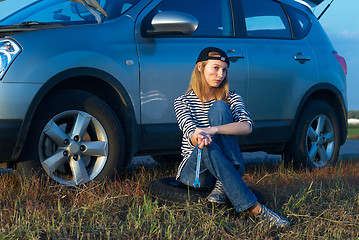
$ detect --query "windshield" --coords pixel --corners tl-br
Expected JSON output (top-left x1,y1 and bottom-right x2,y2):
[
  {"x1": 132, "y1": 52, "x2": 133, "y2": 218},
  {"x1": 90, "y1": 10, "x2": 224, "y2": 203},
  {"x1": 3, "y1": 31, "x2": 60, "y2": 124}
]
[{"x1": 0, "y1": 0, "x2": 140, "y2": 25}]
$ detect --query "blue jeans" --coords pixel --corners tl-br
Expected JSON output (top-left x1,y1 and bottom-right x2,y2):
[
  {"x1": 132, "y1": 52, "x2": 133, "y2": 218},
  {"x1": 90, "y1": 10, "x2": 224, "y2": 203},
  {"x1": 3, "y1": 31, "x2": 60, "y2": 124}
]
[{"x1": 179, "y1": 100, "x2": 257, "y2": 212}]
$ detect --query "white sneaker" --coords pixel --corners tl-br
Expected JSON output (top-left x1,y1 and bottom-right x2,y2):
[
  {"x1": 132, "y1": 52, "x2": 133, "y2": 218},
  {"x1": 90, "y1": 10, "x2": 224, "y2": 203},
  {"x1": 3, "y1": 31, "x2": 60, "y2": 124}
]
[
  {"x1": 256, "y1": 204, "x2": 290, "y2": 228},
  {"x1": 207, "y1": 180, "x2": 229, "y2": 204}
]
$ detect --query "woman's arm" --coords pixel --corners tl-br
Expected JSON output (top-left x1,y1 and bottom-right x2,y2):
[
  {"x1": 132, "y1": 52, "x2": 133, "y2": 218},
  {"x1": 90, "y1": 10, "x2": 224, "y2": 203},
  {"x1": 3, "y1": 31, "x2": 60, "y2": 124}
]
[
  {"x1": 191, "y1": 121, "x2": 252, "y2": 149},
  {"x1": 206, "y1": 121, "x2": 252, "y2": 136}
]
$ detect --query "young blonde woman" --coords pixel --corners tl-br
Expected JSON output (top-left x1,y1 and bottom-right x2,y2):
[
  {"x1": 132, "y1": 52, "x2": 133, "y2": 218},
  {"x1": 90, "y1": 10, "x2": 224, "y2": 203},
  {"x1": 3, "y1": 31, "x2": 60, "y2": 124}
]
[{"x1": 174, "y1": 47, "x2": 289, "y2": 227}]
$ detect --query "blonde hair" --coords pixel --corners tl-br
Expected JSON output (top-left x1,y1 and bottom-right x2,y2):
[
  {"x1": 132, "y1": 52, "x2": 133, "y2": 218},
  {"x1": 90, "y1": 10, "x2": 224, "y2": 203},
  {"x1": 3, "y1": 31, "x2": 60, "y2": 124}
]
[{"x1": 187, "y1": 52, "x2": 229, "y2": 104}]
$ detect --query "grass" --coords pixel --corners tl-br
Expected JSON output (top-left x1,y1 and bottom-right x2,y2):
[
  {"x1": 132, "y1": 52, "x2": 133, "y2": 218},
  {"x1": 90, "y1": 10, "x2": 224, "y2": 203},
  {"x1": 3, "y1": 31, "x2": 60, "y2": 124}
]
[
  {"x1": 0, "y1": 157, "x2": 358, "y2": 239},
  {"x1": 348, "y1": 124, "x2": 359, "y2": 140}
]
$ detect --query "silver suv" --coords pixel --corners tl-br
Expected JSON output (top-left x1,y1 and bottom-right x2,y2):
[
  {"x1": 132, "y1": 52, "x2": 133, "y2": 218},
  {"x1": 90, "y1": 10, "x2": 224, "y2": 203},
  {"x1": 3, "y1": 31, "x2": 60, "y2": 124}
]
[{"x1": 0, "y1": 0, "x2": 347, "y2": 185}]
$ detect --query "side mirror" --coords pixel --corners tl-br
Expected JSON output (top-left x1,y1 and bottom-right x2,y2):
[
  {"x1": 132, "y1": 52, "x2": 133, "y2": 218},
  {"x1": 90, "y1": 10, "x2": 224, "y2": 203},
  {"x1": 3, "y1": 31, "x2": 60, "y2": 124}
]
[{"x1": 144, "y1": 11, "x2": 198, "y2": 37}]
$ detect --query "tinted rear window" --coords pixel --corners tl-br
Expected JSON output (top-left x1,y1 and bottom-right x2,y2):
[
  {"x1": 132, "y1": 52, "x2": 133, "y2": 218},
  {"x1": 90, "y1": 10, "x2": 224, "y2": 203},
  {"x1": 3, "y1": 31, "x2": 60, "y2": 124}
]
[{"x1": 284, "y1": 4, "x2": 312, "y2": 39}]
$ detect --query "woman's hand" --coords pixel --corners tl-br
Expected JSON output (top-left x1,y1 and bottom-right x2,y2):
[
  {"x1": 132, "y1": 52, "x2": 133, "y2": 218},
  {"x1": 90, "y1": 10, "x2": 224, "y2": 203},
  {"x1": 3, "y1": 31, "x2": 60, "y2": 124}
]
[{"x1": 191, "y1": 128, "x2": 214, "y2": 149}]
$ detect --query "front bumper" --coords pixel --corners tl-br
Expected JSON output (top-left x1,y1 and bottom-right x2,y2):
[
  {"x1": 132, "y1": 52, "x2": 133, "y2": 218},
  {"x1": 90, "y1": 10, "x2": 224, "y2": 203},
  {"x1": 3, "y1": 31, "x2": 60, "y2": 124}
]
[
  {"x1": 0, "y1": 119, "x2": 22, "y2": 162},
  {"x1": 0, "y1": 82, "x2": 42, "y2": 162}
]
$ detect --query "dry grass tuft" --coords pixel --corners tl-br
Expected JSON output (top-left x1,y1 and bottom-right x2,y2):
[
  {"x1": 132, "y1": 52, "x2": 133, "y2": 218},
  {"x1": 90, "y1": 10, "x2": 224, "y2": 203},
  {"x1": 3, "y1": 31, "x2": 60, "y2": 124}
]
[{"x1": 0, "y1": 158, "x2": 358, "y2": 239}]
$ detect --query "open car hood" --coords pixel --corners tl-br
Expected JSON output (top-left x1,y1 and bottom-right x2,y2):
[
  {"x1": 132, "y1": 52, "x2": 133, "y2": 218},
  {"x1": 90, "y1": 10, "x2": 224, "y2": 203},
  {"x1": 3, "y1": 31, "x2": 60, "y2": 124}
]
[
  {"x1": 0, "y1": 0, "x2": 107, "y2": 19},
  {"x1": 68, "y1": 0, "x2": 107, "y2": 17},
  {"x1": 294, "y1": 0, "x2": 325, "y2": 8}
]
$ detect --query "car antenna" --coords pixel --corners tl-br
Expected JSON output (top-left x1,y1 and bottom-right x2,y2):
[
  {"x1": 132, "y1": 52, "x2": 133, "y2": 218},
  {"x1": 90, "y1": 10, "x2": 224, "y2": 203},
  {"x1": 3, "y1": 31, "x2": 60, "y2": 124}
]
[{"x1": 317, "y1": 0, "x2": 334, "y2": 20}]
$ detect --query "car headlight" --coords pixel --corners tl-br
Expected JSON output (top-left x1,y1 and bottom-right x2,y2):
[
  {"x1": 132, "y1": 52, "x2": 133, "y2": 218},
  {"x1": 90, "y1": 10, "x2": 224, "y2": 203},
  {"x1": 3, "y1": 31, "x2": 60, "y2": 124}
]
[{"x1": 0, "y1": 39, "x2": 22, "y2": 80}]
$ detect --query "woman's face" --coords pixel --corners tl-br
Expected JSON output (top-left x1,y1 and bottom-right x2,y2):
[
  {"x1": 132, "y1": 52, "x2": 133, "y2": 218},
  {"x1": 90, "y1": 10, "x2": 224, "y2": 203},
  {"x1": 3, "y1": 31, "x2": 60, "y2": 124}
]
[{"x1": 200, "y1": 60, "x2": 228, "y2": 89}]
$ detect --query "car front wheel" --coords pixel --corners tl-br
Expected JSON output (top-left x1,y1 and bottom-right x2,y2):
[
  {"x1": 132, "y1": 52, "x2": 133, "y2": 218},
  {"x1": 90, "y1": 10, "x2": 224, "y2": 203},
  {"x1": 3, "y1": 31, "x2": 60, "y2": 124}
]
[
  {"x1": 283, "y1": 100, "x2": 340, "y2": 169},
  {"x1": 17, "y1": 90, "x2": 125, "y2": 186}
]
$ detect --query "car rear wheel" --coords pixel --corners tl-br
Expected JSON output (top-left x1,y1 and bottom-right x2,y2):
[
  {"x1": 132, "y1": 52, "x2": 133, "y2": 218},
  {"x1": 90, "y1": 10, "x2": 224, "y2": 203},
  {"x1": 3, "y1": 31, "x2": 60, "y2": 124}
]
[
  {"x1": 283, "y1": 100, "x2": 340, "y2": 169},
  {"x1": 17, "y1": 90, "x2": 125, "y2": 186}
]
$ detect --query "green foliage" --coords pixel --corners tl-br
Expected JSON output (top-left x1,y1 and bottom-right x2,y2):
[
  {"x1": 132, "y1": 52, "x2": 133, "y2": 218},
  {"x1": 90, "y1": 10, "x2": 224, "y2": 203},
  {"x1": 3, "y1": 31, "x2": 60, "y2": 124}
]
[
  {"x1": 348, "y1": 110, "x2": 359, "y2": 119},
  {"x1": 348, "y1": 124, "x2": 359, "y2": 140}
]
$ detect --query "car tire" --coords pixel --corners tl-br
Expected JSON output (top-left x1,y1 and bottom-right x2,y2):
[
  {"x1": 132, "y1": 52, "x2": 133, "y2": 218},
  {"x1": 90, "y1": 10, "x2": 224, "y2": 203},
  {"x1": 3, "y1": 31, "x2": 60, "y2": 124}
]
[
  {"x1": 151, "y1": 154, "x2": 183, "y2": 165},
  {"x1": 17, "y1": 90, "x2": 125, "y2": 186},
  {"x1": 283, "y1": 100, "x2": 340, "y2": 169},
  {"x1": 148, "y1": 177, "x2": 210, "y2": 203},
  {"x1": 148, "y1": 177, "x2": 266, "y2": 205}
]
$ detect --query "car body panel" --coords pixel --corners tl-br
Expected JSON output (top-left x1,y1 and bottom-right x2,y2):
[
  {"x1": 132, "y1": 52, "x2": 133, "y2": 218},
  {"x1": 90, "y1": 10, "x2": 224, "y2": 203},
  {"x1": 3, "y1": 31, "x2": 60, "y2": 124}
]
[
  {"x1": 304, "y1": 18, "x2": 346, "y2": 92},
  {"x1": 136, "y1": 38, "x2": 249, "y2": 125},
  {"x1": 4, "y1": 18, "x2": 141, "y2": 124},
  {"x1": 0, "y1": 82, "x2": 42, "y2": 119},
  {"x1": 245, "y1": 38, "x2": 318, "y2": 121},
  {"x1": 0, "y1": 119, "x2": 22, "y2": 161},
  {"x1": 135, "y1": 0, "x2": 248, "y2": 125}
]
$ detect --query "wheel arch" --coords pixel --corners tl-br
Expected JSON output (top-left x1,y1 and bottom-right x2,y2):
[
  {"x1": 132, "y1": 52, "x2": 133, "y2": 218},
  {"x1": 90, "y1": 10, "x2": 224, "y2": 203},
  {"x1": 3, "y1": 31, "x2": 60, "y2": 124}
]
[
  {"x1": 293, "y1": 83, "x2": 348, "y2": 146},
  {"x1": 14, "y1": 67, "x2": 139, "y2": 166}
]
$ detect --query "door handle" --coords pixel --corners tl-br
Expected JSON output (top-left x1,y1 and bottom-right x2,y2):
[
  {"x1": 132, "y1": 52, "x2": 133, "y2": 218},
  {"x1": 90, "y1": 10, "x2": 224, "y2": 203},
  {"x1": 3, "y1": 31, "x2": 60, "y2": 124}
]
[
  {"x1": 229, "y1": 54, "x2": 245, "y2": 59},
  {"x1": 294, "y1": 53, "x2": 311, "y2": 61},
  {"x1": 227, "y1": 49, "x2": 245, "y2": 61}
]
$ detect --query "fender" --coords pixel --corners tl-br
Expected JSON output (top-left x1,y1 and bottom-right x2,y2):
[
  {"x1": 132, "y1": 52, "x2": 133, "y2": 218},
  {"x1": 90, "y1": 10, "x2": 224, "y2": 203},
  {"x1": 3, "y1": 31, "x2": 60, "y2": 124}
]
[
  {"x1": 291, "y1": 83, "x2": 347, "y2": 145},
  {"x1": 12, "y1": 67, "x2": 139, "y2": 162}
]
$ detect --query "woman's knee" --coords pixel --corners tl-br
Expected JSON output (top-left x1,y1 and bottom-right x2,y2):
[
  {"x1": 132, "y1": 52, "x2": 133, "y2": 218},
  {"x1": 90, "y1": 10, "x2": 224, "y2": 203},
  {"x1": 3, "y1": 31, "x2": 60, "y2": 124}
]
[
  {"x1": 202, "y1": 144, "x2": 230, "y2": 166},
  {"x1": 208, "y1": 100, "x2": 232, "y2": 126},
  {"x1": 211, "y1": 100, "x2": 229, "y2": 111}
]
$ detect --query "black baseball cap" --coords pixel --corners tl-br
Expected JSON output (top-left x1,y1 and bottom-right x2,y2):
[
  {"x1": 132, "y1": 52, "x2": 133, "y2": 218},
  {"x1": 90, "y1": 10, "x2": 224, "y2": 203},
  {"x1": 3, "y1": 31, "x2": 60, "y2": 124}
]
[{"x1": 196, "y1": 47, "x2": 230, "y2": 67}]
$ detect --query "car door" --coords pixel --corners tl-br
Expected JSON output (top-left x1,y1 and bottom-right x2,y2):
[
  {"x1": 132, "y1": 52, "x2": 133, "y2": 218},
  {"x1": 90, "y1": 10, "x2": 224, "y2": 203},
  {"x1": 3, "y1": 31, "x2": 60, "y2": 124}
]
[
  {"x1": 235, "y1": 0, "x2": 318, "y2": 144},
  {"x1": 135, "y1": 0, "x2": 249, "y2": 151}
]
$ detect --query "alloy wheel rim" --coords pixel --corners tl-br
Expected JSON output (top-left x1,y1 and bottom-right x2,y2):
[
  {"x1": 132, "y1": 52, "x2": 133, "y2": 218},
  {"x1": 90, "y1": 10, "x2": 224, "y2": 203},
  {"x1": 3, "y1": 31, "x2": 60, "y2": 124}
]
[
  {"x1": 306, "y1": 114, "x2": 335, "y2": 167},
  {"x1": 38, "y1": 110, "x2": 109, "y2": 185}
]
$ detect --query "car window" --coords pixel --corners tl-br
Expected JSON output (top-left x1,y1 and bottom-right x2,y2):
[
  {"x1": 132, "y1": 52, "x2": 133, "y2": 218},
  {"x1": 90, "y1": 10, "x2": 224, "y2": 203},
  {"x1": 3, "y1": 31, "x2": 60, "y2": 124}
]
[
  {"x1": 241, "y1": 0, "x2": 292, "y2": 39},
  {"x1": 150, "y1": 0, "x2": 233, "y2": 37},
  {"x1": 284, "y1": 5, "x2": 311, "y2": 39}
]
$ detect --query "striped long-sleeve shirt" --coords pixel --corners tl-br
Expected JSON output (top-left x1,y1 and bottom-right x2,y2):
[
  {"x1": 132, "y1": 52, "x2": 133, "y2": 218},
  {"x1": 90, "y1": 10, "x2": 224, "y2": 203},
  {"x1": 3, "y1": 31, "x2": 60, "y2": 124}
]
[{"x1": 174, "y1": 90, "x2": 253, "y2": 179}]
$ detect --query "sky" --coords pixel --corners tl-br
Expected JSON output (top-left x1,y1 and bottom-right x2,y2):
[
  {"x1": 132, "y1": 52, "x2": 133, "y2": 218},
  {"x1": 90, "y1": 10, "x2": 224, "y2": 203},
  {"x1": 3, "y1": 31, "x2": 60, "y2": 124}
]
[{"x1": 0, "y1": 0, "x2": 358, "y2": 110}]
